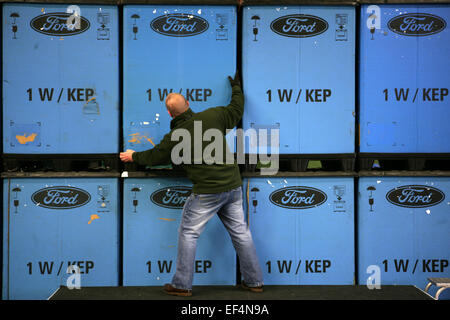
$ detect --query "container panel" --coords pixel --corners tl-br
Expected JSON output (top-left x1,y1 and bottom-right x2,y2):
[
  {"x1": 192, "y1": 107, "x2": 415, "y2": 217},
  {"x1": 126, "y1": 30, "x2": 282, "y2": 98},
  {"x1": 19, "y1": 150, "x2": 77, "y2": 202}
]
[
  {"x1": 123, "y1": 177, "x2": 236, "y2": 286},
  {"x1": 244, "y1": 177, "x2": 354, "y2": 284},
  {"x1": 242, "y1": 6, "x2": 355, "y2": 155},
  {"x1": 358, "y1": 176, "x2": 450, "y2": 299},
  {"x1": 2, "y1": 3, "x2": 119, "y2": 154},
  {"x1": 123, "y1": 5, "x2": 237, "y2": 153},
  {"x1": 360, "y1": 4, "x2": 450, "y2": 153},
  {"x1": 2, "y1": 177, "x2": 119, "y2": 300}
]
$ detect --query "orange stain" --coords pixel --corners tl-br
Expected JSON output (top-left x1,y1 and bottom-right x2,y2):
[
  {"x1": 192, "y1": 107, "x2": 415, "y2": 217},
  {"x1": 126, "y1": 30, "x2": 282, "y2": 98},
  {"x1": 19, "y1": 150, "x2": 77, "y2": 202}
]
[
  {"x1": 128, "y1": 133, "x2": 155, "y2": 146},
  {"x1": 146, "y1": 137, "x2": 156, "y2": 146},
  {"x1": 88, "y1": 214, "x2": 100, "y2": 224},
  {"x1": 16, "y1": 133, "x2": 37, "y2": 145},
  {"x1": 128, "y1": 133, "x2": 140, "y2": 143}
]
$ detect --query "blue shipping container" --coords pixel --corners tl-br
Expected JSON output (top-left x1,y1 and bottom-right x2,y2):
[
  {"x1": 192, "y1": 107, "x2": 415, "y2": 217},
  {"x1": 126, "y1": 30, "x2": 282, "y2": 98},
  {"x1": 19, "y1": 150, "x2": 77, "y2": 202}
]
[
  {"x1": 123, "y1": 5, "x2": 237, "y2": 153},
  {"x1": 358, "y1": 176, "x2": 450, "y2": 299},
  {"x1": 2, "y1": 177, "x2": 119, "y2": 300},
  {"x1": 123, "y1": 177, "x2": 236, "y2": 286},
  {"x1": 243, "y1": 177, "x2": 354, "y2": 284},
  {"x1": 360, "y1": 4, "x2": 450, "y2": 153},
  {"x1": 2, "y1": 3, "x2": 119, "y2": 154},
  {"x1": 242, "y1": 6, "x2": 355, "y2": 155}
]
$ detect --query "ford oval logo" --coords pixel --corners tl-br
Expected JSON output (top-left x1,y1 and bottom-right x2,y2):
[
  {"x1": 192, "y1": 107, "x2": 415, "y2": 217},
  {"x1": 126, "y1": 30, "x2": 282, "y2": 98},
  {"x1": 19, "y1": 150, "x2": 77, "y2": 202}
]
[
  {"x1": 269, "y1": 186, "x2": 327, "y2": 209},
  {"x1": 388, "y1": 13, "x2": 446, "y2": 36},
  {"x1": 270, "y1": 14, "x2": 328, "y2": 38},
  {"x1": 30, "y1": 12, "x2": 90, "y2": 36},
  {"x1": 150, "y1": 13, "x2": 209, "y2": 37},
  {"x1": 150, "y1": 186, "x2": 192, "y2": 209},
  {"x1": 31, "y1": 186, "x2": 91, "y2": 209},
  {"x1": 386, "y1": 185, "x2": 445, "y2": 208}
]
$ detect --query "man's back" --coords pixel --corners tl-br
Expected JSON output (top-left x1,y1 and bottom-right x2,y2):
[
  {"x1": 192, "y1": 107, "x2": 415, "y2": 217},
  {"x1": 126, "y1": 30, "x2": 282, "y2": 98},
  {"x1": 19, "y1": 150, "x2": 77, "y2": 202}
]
[{"x1": 131, "y1": 83, "x2": 244, "y2": 194}]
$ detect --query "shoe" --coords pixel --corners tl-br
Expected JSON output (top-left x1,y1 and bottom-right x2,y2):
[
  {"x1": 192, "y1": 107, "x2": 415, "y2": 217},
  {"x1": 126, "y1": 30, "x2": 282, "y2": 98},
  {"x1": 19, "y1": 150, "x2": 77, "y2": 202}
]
[
  {"x1": 163, "y1": 283, "x2": 192, "y2": 297},
  {"x1": 241, "y1": 282, "x2": 264, "y2": 293}
]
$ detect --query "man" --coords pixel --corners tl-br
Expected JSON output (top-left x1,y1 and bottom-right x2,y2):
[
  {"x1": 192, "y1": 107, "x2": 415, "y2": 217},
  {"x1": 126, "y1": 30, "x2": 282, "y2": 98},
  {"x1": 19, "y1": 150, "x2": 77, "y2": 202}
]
[{"x1": 120, "y1": 72, "x2": 263, "y2": 297}]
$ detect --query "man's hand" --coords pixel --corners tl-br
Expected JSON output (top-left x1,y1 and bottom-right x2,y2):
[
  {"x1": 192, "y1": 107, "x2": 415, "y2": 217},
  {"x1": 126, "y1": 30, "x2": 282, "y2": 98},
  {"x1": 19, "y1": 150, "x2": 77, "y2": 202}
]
[
  {"x1": 120, "y1": 149, "x2": 135, "y2": 162},
  {"x1": 228, "y1": 71, "x2": 241, "y2": 88}
]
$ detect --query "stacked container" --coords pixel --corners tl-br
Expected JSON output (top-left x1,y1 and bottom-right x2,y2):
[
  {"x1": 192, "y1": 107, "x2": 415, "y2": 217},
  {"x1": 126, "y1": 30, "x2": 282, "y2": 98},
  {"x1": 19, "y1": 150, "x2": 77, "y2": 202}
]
[
  {"x1": 357, "y1": 176, "x2": 450, "y2": 299},
  {"x1": 2, "y1": 3, "x2": 121, "y2": 300},
  {"x1": 121, "y1": 4, "x2": 239, "y2": 286},
  {"x1": 243, "y1": 176, "x2": 354, "y2": 285},
  {"x1": 242, "y1": 5, "x2": 355, "y2": 168},
  {"x1": 123, "y1": 176, "x2": 236, "y2": 286},
  {"x1": 359, "y1": 4, "x2": 450, "y2": 168},
  {"x1": 357, "y1": 3, "x2": 450, "y2": 300},
  {"x1": 2, "y1": 1, "x2": 449, "y2": 301},
  {"x1": 2, "y1": 176, "x2": 120, "y2": 300},
  {"x1": 123, "y1": 5, "x2": 237, "y2": 152},
  {"x1": 239, "y1": 3, "x2": 357, "y2": 288},
  {"x1": 2, "y1": 3, "x2": 119, "y2": 156}
]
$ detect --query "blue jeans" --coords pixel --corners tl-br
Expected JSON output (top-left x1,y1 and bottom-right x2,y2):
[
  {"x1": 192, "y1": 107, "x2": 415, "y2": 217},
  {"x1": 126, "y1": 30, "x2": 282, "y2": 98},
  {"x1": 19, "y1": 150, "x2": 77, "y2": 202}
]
[{"x1": 171, "y1": 186, "x2": 263, "y2": 290}]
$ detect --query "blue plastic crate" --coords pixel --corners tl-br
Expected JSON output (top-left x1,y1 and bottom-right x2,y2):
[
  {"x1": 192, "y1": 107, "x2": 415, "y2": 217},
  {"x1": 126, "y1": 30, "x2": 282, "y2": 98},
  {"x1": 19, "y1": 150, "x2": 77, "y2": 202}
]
[
  {"x1": 243, "y1": 176, "x2": 354, "y2": 284},
  {"x1": 358, "y1": 176, "x2": 450, "y2": 299},
  {"x1": 2, "y1": 177, "x2": 119, "y2": 300},
  {"x1": 242, "y1": 6, "x2": 355, "y2": 155},
  {"x1": 2, "y1": 3, "x2": 119, "y2": 154},
  {"x1": 123, "y1": 5, "x2": 237, "y2": 153},
  {"x1": 123, "y1": 177, "x2": 236, "y2": 286},
  {"x1": 360, "y1": 4, "x2": 450, "y2": 153}
]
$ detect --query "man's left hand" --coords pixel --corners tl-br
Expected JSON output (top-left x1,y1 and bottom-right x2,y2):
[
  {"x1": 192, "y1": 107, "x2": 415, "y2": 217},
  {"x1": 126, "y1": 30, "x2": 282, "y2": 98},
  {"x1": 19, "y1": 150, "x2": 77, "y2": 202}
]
[
  {"x1": 228, "y1": 70, "x2": 241, "y2": 88},
  {"x1": 120, "y1": 149, "x2": 135, "y2": 162}
]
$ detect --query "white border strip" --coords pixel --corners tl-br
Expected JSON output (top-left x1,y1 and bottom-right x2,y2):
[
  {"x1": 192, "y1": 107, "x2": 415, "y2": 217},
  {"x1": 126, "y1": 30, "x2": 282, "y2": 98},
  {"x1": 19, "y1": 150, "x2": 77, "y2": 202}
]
[
  {"x1": 47, "y1": 287, "x2": 62, "y2": 300},
  {"x1": 414, "y1": 285, "x2": 436, "y2": 300}
]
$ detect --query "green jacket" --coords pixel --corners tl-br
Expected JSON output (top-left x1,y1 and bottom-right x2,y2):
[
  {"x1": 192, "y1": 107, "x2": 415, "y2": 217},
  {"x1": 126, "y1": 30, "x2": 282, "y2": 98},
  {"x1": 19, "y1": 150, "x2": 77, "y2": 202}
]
[{"x1": 132, "y1": 84, "x2": 244, "y2": 194}]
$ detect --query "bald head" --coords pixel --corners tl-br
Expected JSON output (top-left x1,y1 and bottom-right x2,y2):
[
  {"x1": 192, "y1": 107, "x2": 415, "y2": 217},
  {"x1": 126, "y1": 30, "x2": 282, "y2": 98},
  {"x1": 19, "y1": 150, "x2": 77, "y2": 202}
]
[{"x1": 165, "y1": 93, "x2": 189, "y2": 118}]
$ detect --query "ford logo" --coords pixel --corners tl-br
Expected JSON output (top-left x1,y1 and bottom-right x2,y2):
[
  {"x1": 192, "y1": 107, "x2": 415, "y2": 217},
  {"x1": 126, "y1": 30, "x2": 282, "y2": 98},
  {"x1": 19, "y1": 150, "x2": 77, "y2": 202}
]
[
  {"x1": 269, "y1": 186, "x2": 327, "y2": 209},
  {"x1": 270, "y1": 14, "x2": 328, "y2": 38},
  {"x1": 31, "y1": 186, "x2": 91, "y2": 209},
  {"x1": 150, "y1": 186, "x2": 192, "y2": 209},
  {"x1": 388, "y1": 13, "x2": 446, "y2": 36},
  {"x1": 386, "y1": 185, "x2": 445, "y2": 208},
  {"x1": 30, "y1": 12, "x2": 90, "y2": 36},
  {"x1": 150, "y1": 13, "x2": 209, "y2": 37}
]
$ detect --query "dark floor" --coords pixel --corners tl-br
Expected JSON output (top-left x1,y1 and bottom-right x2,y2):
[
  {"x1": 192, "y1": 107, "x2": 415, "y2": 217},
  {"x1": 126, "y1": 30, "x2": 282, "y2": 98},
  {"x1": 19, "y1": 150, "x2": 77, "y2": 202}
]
[{"x1": 50, "y1": 285, "x2": 433, "y2": 300}]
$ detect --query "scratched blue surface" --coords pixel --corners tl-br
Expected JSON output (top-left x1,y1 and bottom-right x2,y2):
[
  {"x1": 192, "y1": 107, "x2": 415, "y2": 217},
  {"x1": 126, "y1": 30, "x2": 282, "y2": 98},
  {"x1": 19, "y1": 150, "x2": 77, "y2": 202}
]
[
  {"x1": 2, "y1": 3, "x2": 119, "y2": 154},
  {"x1": 358, "y1": 177, "x2": 450, "y2": 299},
  {"x1": 360, "y1": 4, "x2": 450, "y2": 153},
  {"x1": 2, "y1": 178, "x2": 119, "y2": 300},
  {"x1": 123, "y1": 5, "x2": 237, "y2": 152},
  {"x1": 242, "y1": 6, "x2": 355, "y2": 155}
]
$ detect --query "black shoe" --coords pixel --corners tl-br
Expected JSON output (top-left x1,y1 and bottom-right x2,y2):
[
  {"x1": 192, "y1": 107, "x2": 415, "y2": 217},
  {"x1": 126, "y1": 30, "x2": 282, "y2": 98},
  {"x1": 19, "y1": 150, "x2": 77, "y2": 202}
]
[
  {"x1": 163, "y1": 283, "x2": 192, "y2": 297},
  {"x1": 241, "y1": 282, "x2": 264, "y2": 293}
]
